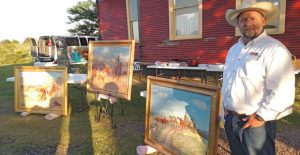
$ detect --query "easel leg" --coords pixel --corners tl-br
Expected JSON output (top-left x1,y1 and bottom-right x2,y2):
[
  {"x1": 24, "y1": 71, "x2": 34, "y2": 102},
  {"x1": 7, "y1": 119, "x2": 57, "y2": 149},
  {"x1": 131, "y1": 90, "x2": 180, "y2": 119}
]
[
  {"x1": 120, "y1": 99, "x2": 125, "y2": 116},
  {"x1": 110, "y1": 102, "x2": 116, "y2": 129},
  {"x1": 95, "y1": 101, "x2": 101, "y2": 122}
]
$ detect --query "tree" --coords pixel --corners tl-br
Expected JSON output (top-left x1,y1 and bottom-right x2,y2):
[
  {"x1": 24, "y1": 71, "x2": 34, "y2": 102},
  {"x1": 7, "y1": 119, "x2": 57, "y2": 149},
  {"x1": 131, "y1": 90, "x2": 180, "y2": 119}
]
[{"x1": 67, "y1": 0, "x2": 99, "y2": 36}]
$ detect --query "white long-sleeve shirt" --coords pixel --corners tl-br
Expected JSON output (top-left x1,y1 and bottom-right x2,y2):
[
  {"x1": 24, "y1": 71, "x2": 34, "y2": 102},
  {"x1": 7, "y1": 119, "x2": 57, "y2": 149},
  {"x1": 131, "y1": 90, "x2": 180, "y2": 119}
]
[{"x1": 222, "y1": 31, "x2": 295, "y2": 121}]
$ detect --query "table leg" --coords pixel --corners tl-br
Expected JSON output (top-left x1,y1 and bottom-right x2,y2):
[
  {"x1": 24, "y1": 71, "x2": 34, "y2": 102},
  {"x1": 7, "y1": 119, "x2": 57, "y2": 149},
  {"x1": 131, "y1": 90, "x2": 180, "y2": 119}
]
[
  {"x1": 78, "y1": 85, "x2": 88, "y2": 112},
  {"x1": 109, "y1": 101, "x2": 117, "y2": 129},
  {"x1": 69, "y1": 84, "x2": 89, "y2": 112},
  {"x1": 205, "y1": 71, "x2": 208, "y2": 85}
]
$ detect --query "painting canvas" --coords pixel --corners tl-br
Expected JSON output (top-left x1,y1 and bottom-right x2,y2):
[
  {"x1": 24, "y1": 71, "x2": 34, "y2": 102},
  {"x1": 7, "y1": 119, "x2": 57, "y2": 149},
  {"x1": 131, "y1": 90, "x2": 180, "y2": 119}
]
[
  {"x1": 145, "y1": 76, "x2": 221, "y2": 155},
  {"x1": 87, "y1": 40, "x2": 135, "y2": 100},
  {"x1": 14, "y1": 66, "x2": 68, "y2": 115}
]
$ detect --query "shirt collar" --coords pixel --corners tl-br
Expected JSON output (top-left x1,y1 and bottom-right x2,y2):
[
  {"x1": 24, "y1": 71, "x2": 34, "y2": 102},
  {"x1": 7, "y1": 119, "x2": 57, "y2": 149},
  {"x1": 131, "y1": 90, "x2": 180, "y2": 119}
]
[{"x1": 238, "y1": 30, "x2": 268, "y2": 46}]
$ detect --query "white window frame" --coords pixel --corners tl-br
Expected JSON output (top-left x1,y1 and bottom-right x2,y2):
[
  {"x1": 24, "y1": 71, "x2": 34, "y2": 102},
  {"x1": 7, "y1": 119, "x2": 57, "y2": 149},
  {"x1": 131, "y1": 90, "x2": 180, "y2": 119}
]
[
  {"x1": 126, "y1": 0, "x2": 140, "y2": 42},
  {"x1": 235, "y1": 0, "x2": 286, "y2": 36},
  {"x1": 169, "y1": 0, "x2": 202, "y2": 40}
]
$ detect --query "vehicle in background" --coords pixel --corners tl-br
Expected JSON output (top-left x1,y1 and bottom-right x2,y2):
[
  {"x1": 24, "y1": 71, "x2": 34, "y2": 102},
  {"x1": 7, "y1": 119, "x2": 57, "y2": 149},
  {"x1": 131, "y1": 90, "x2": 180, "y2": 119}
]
[{"x1": 29, "y1": 36, "x2": 99, "y2": 63}]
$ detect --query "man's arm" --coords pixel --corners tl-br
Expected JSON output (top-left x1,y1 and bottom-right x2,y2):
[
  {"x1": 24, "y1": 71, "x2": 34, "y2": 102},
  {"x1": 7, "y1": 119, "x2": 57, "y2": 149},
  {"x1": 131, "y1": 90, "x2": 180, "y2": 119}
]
[{"x1": 256, "y1": 46, "x2": 295, "y2": 121}]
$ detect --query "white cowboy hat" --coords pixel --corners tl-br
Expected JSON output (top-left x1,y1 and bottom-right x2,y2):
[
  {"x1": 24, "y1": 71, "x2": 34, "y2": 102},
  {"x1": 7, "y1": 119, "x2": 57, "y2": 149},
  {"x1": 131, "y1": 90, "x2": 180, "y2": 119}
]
[{"x1": 226, "y1": 0, "x2": 279, "y2": 27}]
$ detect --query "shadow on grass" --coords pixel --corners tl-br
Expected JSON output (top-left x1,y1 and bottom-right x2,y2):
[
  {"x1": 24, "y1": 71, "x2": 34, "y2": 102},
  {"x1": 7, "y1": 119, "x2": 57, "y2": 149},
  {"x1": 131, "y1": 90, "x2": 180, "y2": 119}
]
[
  {"x1": 0, "y1": 92, "x2": 64, "y2": 154},
  {"x1": 66, "y1": 86, "x2": 94, "y2": 154},
  {"x1": 82, "y1": 79, "x2": 147, "y2": 154}
]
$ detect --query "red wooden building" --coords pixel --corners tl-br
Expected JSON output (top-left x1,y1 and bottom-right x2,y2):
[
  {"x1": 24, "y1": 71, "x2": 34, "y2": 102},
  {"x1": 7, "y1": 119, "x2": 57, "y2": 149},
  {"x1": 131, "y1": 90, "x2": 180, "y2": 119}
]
[{"x1": 97, "y1": 0, "x2": 300, "y2": 64}]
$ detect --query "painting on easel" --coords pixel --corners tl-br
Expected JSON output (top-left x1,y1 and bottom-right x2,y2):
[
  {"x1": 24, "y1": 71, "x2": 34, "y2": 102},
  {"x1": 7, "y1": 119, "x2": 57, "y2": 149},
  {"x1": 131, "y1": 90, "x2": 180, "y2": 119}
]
[{"x1": 87, "y1": 40, "x2": 135, "y2": 100}]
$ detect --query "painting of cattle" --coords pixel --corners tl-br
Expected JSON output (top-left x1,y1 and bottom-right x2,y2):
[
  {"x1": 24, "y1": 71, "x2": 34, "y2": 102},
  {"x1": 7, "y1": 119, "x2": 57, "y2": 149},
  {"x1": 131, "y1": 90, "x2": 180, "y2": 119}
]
[
  {"x1": 14, "y1": 66, "x2": 68, "y2": 115},
  {"x1": 87, "y1": 40, "x2": 135, "y2": 100},
  {"x1": 145, "y1": 76, "x2": 221, "y2": 155}
]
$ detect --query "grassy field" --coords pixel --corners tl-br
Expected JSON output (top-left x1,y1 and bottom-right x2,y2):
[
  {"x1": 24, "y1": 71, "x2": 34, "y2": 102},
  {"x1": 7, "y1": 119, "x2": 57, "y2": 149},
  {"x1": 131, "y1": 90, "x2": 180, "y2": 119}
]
[
  {"x1": 0, "y1": 63, "x2": 299, "y2": 154},
  {"x1": 0, "y1": 63, "x2": 147, "y2": 154}
]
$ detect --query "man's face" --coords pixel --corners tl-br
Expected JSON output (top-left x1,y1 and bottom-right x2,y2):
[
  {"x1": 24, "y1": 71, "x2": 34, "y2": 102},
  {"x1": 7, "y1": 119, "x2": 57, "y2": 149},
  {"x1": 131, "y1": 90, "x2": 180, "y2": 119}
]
[{"x1": 238, "y1": 11, "x2": 266, "y2": 40}]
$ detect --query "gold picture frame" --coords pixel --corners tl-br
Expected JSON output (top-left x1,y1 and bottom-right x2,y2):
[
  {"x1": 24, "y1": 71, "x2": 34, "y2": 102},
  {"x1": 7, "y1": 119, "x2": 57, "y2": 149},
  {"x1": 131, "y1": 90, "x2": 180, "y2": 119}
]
[
  {"x1": 145, "y1": 76, "x2": 221, "y2": 155},
  {"x1": 235, "y1": 0, "x2": 286, "y2": 36},
  {"x1": 87, "y1": 40, "x2": 135, "y2": 100},
  {"x1": 14, "y1": 66, "x2": 68, "y2": 115}
]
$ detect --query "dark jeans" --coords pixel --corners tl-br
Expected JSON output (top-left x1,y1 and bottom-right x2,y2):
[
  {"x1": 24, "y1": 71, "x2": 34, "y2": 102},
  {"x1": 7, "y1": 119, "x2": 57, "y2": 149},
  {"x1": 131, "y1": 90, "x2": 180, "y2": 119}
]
[{"x1": 224, "y1": 112, "x2": 276, "y2": 155}]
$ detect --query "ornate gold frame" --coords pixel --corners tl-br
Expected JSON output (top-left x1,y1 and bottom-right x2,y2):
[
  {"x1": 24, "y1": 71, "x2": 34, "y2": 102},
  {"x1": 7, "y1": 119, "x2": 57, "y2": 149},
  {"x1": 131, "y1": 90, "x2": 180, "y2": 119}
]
[
  {"x1": 14, "y1": 66, "x2": 68, "y2": 115},
  {"x1": 87, "y1": 40, "x2": 135, "y2": 100},
  {"x1": 145, "y1": 76, "x2": 221, "y2": 155}
]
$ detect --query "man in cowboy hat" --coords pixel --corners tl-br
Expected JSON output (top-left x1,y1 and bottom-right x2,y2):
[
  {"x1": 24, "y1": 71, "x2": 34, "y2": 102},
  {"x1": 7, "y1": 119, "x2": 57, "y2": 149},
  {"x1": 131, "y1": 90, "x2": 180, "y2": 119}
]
[{"x1": 222, "y1": 0, "x2": 295, "y2": 154}]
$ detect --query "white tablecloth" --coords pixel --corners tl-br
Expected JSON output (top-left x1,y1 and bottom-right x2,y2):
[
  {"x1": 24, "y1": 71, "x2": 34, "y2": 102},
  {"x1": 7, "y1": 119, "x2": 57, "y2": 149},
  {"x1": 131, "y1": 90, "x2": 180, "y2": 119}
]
[
  {"x1": 147, "y1": 65, "x2": 207, "y2": 70},
  {"x1": 34, "y1": 62, "x2": 58, "y2": 66},
  {"x1": 6, "y1": 74, "x2": 87, "y2": 84}
]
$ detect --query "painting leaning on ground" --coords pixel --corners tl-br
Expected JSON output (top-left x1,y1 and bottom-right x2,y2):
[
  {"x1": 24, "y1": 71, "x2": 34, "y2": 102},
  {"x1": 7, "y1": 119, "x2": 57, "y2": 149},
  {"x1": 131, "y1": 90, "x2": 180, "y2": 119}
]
[
  {"x1": 14, "y1": 66, "x2": 68, "y2": 115},
  {"x1": 145, "y1": 76, "x2": 221, "y2": 155}
]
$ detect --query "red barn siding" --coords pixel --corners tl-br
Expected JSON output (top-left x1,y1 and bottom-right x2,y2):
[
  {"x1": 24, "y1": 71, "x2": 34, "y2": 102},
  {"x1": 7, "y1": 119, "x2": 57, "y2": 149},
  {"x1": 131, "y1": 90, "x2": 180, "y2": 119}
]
[
  {"x1": 98, "y1": 0, "x2": 128, "y2": 40},
  {"x1": 139, "y1": 0, "x2": 234, "y2": 64},
  {"x1": 98, "y1": 0, "x2": 141, "y2": 60},
  {"x1": 98, "y1": 0, "x2": 300, "y2": 64}
]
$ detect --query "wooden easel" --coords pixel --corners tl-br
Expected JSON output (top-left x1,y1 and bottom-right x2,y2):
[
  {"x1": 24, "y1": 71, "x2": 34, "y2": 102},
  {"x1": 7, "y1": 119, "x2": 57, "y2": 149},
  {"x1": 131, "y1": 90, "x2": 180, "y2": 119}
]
[{"x1": 94, "y1": 93, "x2": 125, "y2": 129}]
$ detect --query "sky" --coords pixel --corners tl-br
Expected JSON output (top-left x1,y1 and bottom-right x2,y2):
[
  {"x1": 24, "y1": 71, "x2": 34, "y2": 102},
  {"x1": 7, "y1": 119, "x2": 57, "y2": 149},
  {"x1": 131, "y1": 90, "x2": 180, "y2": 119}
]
[{"x1": 0, "y1": 0, "x2": 84, "y2": 42}]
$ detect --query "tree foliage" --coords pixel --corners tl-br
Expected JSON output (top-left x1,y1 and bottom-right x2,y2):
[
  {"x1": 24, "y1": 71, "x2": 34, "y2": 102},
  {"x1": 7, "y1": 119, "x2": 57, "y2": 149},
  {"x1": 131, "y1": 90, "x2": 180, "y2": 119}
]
[
  {"x1": 0, "y1": 40, "x2": 32, "y2": 65},
  {"x1": 67, "y1": 0, "x2": 99, "y2": 36}
]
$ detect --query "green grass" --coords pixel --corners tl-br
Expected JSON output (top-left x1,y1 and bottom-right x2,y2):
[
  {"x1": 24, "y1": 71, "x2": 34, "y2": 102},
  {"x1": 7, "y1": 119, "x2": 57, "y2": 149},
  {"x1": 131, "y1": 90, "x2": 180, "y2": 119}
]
[
  {"x1": 277, "y1": 86, "x2": 300, "y2": 127},
  {"x1": 0, "y1": 64, "x2": 299, "y2": 154},
  {"x1": 0, "y1": 64, "x2": 147, "y2": 154}
]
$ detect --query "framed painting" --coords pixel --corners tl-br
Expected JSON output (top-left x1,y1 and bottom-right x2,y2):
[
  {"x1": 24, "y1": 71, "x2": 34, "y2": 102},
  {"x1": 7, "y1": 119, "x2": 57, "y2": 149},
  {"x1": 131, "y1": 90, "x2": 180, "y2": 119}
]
[
  {"x1": 145, "y1": 76, "x2": 221, "y2": 155},
  {"x1": 14, "y1": 66, "x2": 68, "y2": 115},
  {"x1": 235, "y1": 0, "x2": 286, "y2": 35},
  {"x1": 87, "y1": 40, "x2": 135, "y2": 100}
]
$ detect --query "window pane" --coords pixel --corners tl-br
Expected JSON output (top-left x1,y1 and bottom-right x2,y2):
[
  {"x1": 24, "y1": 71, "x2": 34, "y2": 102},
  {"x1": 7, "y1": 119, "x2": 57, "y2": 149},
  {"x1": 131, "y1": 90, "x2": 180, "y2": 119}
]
[
  {"x1": 79, "y1": 37, "x2": 88, "y2": 46},
  {"x1": 175, "y1": 6, "x2": 199, "y2": 36},
  {"x1": 88, "y1": 38, "x2": 96, "y2": 42},
  {"x1": 132, "y1": 21, "x2": 139, "y2": 41},
  {"x1": 175, "y1": 0, "x2": 199, "y2": 9},
  {"x1": 130, "y1": 0, "x2": 138, "y2": 21},
  {"x1": 30, "y1": 38, "x2": 37, "y2": 46},
  {"x1": 65, "y1": 38, "x2": 79, "y2": 46}
]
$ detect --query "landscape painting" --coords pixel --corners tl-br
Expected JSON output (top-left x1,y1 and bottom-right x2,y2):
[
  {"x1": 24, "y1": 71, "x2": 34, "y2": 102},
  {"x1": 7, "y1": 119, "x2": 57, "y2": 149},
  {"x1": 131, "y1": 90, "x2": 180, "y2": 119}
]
[
  {"x1": 14, "y1": 66, "x2": 68, "y2": 115},
  {"x1": 87, "y1": 40, "x2": 135, "y2": 100},
  {"x1": 145, "y1": 76, "x2": 221, "y2": 155}
]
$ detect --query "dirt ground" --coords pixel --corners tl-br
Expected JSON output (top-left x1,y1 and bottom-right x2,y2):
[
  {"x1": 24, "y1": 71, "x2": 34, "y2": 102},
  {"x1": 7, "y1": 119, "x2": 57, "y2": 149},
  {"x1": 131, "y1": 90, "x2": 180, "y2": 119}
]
[{"x1": 217, "y1": 124, "x2": 300, "y2": 155}]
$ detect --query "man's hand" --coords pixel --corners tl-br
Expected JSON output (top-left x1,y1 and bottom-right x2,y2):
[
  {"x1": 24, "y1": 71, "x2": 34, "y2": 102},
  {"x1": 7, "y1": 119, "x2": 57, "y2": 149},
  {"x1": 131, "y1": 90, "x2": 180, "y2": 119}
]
[{"x1": 242, "y1": 113, "x2": 265, "y2": 129}]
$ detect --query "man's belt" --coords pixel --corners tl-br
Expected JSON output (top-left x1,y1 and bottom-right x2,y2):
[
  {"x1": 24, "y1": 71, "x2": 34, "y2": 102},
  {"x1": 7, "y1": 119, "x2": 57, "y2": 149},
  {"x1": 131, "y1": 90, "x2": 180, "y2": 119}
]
[{"x1": 228, "y1": 110, "x2": 247, "y2": 118}]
